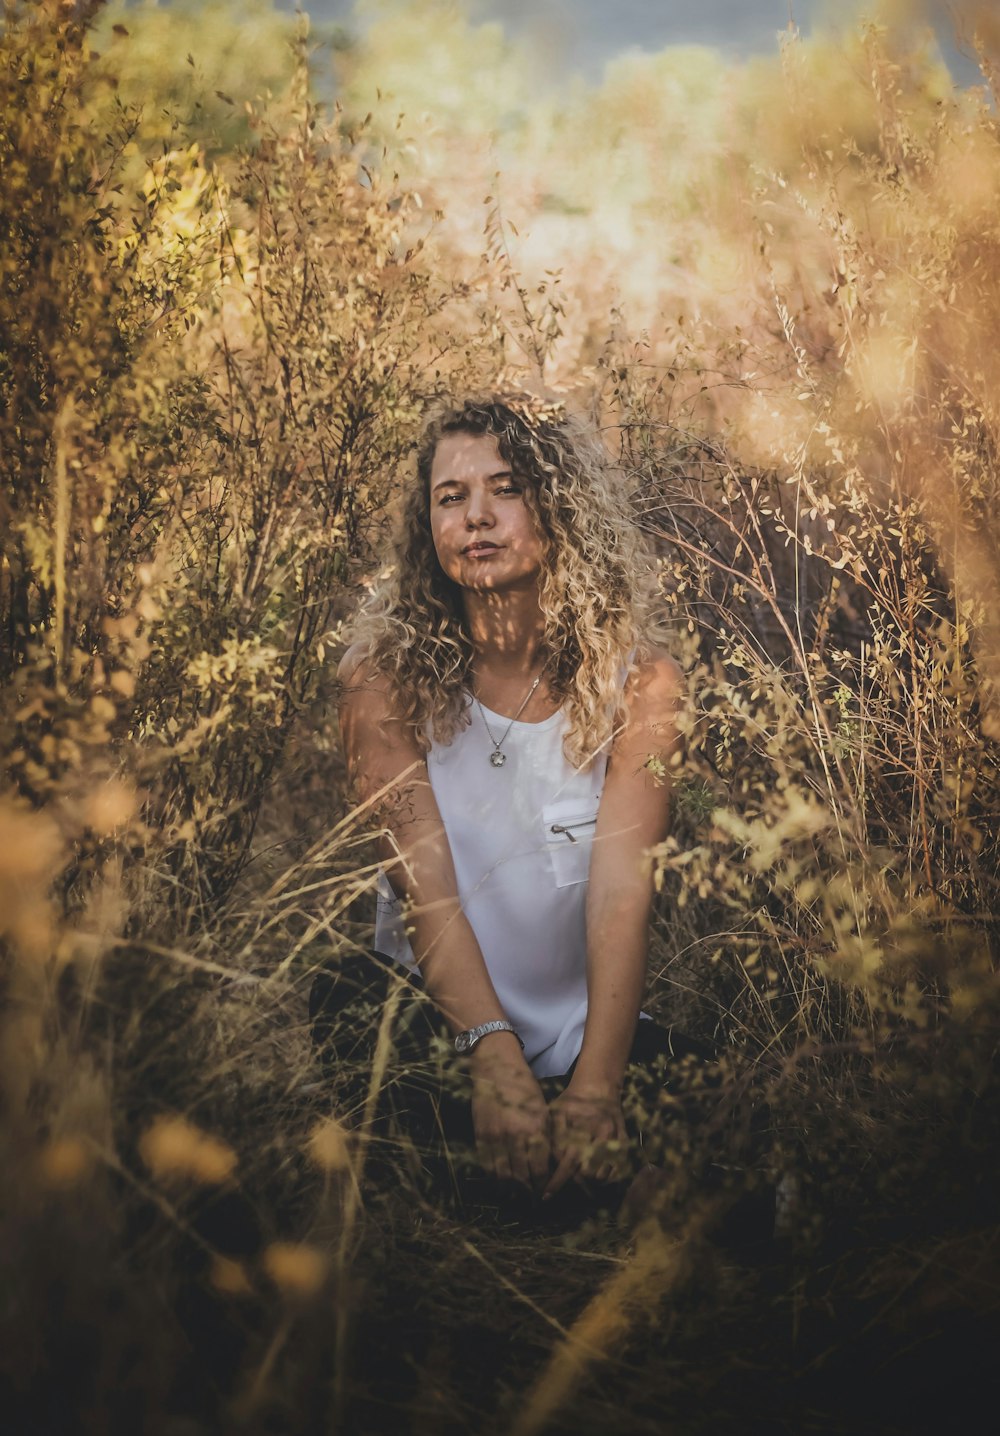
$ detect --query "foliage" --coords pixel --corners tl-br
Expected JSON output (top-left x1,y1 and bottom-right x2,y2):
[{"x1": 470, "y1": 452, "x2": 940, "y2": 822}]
[
  {"x1": 2, "y1": 2, "x2": 1000, "y2": 1434},
  {"x1": 91, "y1": 0, "x2": 307, "y2": 152},
  {"x1": 0, "y1": 0, "x2": 493, "y2": 917}
]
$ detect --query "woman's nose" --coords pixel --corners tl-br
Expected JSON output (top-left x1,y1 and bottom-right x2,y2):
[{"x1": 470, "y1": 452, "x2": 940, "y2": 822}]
[{"x1": 465, "y1": 492, "x2": 495, "y2": 528}]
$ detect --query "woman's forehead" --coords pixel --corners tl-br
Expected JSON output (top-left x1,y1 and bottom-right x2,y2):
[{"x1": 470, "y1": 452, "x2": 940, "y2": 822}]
[{"x1": 429, "y1": 430, "x2": 510, "y2": 485}]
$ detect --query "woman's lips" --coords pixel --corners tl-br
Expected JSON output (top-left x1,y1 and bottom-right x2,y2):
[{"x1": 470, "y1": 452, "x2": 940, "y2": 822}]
[{"x1": 463, "y1": 543, "x2": 502, "y2": 559}]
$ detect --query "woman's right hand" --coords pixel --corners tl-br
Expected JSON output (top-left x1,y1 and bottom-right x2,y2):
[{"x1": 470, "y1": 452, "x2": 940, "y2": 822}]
[{"x1": 469, "y1": 1034, "x2": 551, "y2": 1189}]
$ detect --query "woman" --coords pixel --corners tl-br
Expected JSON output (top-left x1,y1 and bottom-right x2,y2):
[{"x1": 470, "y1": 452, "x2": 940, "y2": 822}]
[{"x1": 317, "y1": 393, "x2": 707, "y2": 1204}]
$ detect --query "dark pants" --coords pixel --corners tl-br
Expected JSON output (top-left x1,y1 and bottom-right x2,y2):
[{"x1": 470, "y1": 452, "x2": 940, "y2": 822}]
[{"x1": 309, "y1": 950, "x2": 718, "y2": 1220}]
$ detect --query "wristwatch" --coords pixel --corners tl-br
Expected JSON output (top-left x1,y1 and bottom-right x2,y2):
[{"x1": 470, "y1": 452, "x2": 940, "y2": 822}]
[{"x1": 454, "y1": 1020, "x2": 524, "y2": 1055}]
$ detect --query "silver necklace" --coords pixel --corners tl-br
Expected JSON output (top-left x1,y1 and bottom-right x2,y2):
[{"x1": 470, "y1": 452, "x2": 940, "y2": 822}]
[{"x1": 474, "y1": 672, "x2": 542, "y2": 768}]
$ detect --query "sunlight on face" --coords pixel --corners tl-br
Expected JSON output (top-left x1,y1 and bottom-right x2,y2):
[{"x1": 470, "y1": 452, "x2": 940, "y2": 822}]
[{"x1": 428, "y1": 432, "x2": 545, "y2": 594}]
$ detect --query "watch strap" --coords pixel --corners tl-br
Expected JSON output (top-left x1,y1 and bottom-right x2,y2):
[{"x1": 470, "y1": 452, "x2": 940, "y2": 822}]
[{"x1": 454, "y1": 1019, "x2": 524, "y2": 1054}]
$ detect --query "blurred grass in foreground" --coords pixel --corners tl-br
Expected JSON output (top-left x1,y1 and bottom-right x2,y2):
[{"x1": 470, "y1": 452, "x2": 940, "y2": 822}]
[{"x1": 2, "y1": 1, "x2": 999, "y2": 1432}]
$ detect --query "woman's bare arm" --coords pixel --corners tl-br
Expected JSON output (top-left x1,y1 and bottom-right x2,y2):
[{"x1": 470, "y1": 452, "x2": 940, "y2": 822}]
[
  {"x1": 545, "y1": 649, "x2": 683, "y2": 1195},
  {"x1": 339, "y1": 646, "x2": 508, "y2": 1033},
  {"x1": 338, "y1": 645, "x2": 550, "y2": 1186},
  {"x1": 574, "y1": 650, "x2": 683, "y2": 1086}
]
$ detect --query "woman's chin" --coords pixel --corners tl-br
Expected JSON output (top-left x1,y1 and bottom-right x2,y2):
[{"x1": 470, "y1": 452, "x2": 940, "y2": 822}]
[{"x1": 453, "y1": 562, "x2": 541, "y2": 595}]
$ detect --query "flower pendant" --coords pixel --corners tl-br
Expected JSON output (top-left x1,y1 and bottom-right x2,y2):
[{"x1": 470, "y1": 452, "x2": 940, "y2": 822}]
[{"x1": 490, "y1": 749, "x2": 507, "y2": 768}]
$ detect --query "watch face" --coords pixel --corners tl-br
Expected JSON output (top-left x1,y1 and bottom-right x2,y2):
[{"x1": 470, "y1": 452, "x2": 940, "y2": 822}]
[{"x1": 454, "y1": 1031, "x2": 472, "y2": 1054}]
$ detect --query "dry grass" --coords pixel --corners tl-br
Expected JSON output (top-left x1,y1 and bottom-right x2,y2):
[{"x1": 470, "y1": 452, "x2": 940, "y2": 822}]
[{"x1": 2, "y1": 1, "x2": 999, "y2": 1432}]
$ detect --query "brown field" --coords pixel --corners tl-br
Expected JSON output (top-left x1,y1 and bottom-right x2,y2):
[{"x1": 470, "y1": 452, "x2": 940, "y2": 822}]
[{"x1": 2, "y1": 2, "x2": 999, "y2": 1432}]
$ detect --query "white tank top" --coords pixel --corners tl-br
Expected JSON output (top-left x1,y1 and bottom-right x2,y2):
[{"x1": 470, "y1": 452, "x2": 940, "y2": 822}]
[{"x1": 374, "y1": 695, "x2": 608, "y2": 1077}]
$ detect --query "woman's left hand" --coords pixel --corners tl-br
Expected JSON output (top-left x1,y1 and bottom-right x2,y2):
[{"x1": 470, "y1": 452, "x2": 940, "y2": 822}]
[{"x1": 543, "y1": 1078, "x2": 627, "y2": 1199}]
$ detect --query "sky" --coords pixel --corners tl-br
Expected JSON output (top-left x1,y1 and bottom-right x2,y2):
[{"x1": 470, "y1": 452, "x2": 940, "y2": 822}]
[
  {"x1": 272, "y1": 0, "x2": 983, "y2": 87},
  {"x1": 290, "y1": 0, "x2": 824, "y2": 73}
]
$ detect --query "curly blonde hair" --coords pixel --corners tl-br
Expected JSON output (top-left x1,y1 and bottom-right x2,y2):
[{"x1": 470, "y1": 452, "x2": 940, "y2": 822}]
[{"x1": 348, "y1": 394, "x2": 661, "y2": 767}]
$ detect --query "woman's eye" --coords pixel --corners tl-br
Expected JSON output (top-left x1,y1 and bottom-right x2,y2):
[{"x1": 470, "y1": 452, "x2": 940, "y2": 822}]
[
  {"x1": 439, "y1": 493, "x2": 463, "y2": 504},
  {"x1": 497, "y1": 484, "x2": 521, "y2": 496}
]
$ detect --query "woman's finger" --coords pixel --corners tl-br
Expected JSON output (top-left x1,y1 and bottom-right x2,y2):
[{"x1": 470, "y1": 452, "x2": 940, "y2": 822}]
[
  {"x1": 478, "y1": 1128, "x2": 506, "y2": 1181},
  {"x1": 507, "y1": 1137, "x2": 532, "y2": 1187},
  {"x1": 582, "y1": 1132, "x2": 616, "y2": 1173},
  {"x1": 526, "y1": 1132, "x2": 551, "y2": 1189},
  {"x1": 543, "y1": 1148, "x2": 580, "y2": 1200},
  {"x1": 492, "y1": 1146, "x2": 514, "y2": 1182}
]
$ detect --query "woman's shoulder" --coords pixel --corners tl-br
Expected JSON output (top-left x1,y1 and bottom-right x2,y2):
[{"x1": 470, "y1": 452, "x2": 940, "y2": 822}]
[
  {"x1": 629, "y1": 645, "x2": 684, "y2": 699},
  {"x1": 337, "y1": 641, "x2": 376, "y2": 687},
  {"x1": 619, "y1": 646, "x2": 685, "y2": 733},
  {"x1": 337, "y1": 643, "x2": 398, "y2": 717},
  {"x1": 337, "y1": 643, "x2": 429, "y2": 760}
]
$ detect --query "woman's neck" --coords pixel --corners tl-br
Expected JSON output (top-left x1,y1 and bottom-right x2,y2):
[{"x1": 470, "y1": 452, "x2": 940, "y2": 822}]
[{"x1": 463, "y1": 588, "x2": 545, "y2": 677}]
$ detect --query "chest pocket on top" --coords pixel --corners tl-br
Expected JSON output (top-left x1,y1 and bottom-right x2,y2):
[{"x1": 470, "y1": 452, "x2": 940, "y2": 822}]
[{"x1": 543, "y1": 798, "x2": 599, "y2": 888}]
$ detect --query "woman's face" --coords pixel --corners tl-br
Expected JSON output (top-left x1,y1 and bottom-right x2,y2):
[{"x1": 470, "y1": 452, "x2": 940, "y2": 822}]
[{"x1": 427, "y1": 431, "x2": 545, "y2": 594}]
